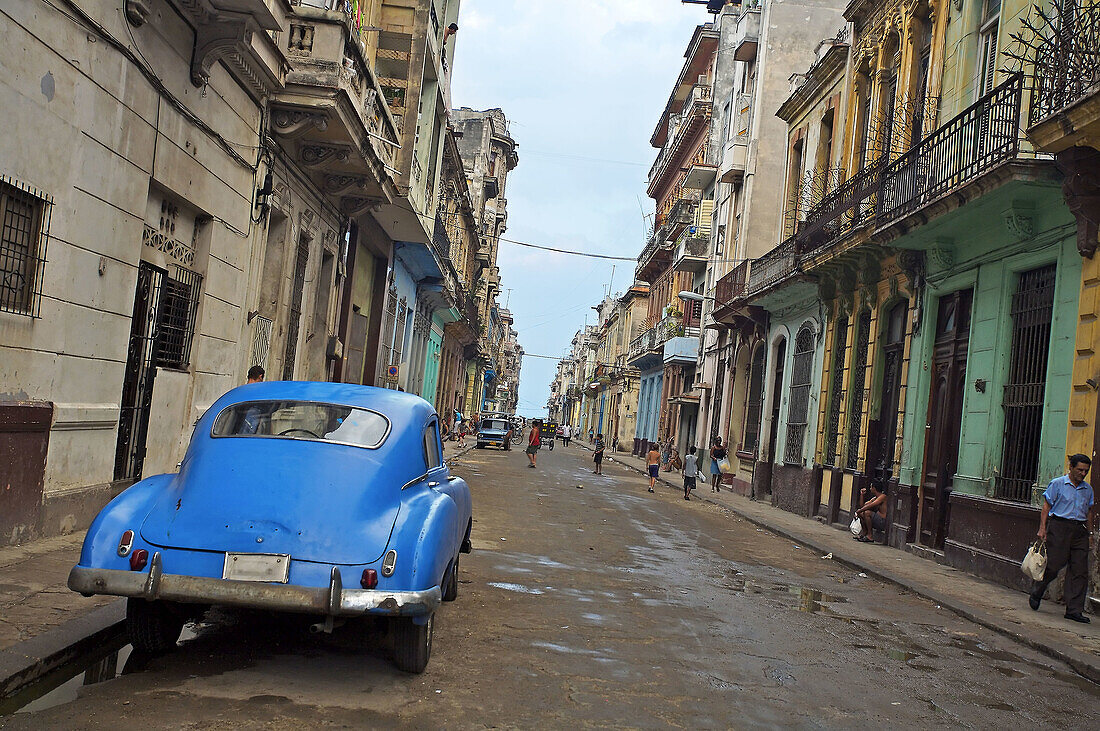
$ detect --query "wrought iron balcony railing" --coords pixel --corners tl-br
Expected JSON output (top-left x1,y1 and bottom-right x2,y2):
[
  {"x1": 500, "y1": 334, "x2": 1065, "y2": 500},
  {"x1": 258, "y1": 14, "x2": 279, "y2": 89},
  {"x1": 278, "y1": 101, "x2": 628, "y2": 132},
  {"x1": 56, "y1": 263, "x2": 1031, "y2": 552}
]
[
  {"x1": 878, "y1": 73, "x2": 1023, "y2": 224},
  {"x1": 791, "y1": 73, "x2": 1027, "y2": 265},
  {"x1": 746, "y1": 238, "x2": 799, "y2": 296},
  {"x1": 714, "y1": 260, "x2": 749, "y2": 308},
  {"x1": 1029, "y1": 0, "x2": 1100, "y2": 126},
  {"x1": 628, "y1": 327, "x2": 657, "y2": 362}
]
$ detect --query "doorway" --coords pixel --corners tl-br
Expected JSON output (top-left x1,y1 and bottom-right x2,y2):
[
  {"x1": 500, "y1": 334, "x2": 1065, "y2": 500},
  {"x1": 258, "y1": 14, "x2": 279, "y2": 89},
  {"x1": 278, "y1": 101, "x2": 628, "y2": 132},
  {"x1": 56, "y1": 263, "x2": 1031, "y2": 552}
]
[
  {"x1": 114, "y1": 262, "x2": 166, "y2": 481},
  {"x1": 871, "y1": 301, "x2": 907, "y2": 483},
  {"x1": 920, "y1": 289, "x2": 972, "y2": 547}
]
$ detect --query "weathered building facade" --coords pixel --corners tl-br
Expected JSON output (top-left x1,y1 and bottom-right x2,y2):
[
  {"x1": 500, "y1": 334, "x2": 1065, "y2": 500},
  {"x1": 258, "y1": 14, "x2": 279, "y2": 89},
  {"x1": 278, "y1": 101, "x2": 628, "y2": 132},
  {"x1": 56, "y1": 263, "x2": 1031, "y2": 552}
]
[{"x1": 0, "y1": 0, "x2": 522, "y2": 546}]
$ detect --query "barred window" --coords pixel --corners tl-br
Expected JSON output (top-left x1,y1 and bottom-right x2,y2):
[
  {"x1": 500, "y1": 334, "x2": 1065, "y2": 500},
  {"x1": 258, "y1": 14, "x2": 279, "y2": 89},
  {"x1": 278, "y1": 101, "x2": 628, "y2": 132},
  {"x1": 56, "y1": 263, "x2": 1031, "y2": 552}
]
[
  {"x1": 784, "y1": 324, "x2": 816, "y2": 465},
  {"x1": 156, "y1": 267, "x2": 202, "y2": 369},
  {"x1": 0, "y1": 177, "x2": 51, "y2": 317},
  {"x1": 995, "y1": 264, "x2": 1056, "y2": 502},
  {"x1": 846, "y1": 310, "x2": 872, "y2": 470}
]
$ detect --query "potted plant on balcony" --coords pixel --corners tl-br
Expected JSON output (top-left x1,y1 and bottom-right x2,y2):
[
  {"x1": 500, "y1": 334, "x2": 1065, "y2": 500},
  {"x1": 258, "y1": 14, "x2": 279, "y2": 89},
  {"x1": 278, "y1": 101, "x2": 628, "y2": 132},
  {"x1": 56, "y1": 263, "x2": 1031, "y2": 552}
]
[{"x1": 664, "y1": 304, "x2": 683, "y2": 318}]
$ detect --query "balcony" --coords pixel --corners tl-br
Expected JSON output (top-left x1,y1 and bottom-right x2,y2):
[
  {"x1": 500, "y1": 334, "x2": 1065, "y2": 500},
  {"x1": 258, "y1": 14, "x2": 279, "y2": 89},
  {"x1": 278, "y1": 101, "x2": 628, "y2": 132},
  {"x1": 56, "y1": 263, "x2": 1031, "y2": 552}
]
[
  {"x1": 648, "y1": 84, "x2": 713, "y2": 196},
  {"x1": 1028, "y1": 0, "x2": 1100, "y2": 153},
  {"x1": 627, "y1": 327, "x2": 658, "y2": 364},
  {"x1": 673, "y1": 232, "x2": 708, "y2": 273},
  {"x1": 792, "y1": 74, "x2": 1035, "y2": 269},
  {"x1": 665, "y1": 190, "x2": 702, "y2": 238},
  {"x1": 746, "y1": 239, "x2": 799, "y2": 296},
  {"x1": 145, "y1": 0, "x2": 283, "y2": 96},
  {"x1": 732, "y1": 6, "x2": 761, "y2": 61},
  {"x1": 714, "y1": 261, "x2": 748, "y2": 309},
  {"x1": 635, "y1": 225, "x2": 673, "y2": 283},
  {"x1": 272, "y1": 7, "x2": 402, "y2": 211}
]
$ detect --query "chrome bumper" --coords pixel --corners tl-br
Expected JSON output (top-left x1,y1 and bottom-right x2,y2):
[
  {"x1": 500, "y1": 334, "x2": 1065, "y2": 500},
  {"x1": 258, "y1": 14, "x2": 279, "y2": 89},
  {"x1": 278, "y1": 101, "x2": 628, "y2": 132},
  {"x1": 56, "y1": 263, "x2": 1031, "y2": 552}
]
[{"x1": 68, "y1": 552, "x2": 440, "y2": 617}]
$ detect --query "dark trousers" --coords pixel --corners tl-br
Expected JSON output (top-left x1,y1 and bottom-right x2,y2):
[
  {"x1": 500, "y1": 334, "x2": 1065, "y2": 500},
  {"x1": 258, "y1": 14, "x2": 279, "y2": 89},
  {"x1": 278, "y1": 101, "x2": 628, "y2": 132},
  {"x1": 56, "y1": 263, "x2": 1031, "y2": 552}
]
[{"x1": 1031, "y1": 517, "x2": 1090, "y2": 615}]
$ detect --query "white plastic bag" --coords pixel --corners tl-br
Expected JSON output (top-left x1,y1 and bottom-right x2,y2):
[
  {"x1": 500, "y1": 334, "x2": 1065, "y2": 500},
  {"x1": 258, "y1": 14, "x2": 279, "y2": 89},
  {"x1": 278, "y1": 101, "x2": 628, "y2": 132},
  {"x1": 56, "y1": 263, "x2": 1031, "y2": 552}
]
[
  {"x1": 1021, "y1": 540, "x2": 1047, "y2": 581},
  {"x1": 849, "y1": 516, "x2": 862, "y2": 536},
  {"x1": 717, "y1": 456, "x2": 733, "y2": 474}
]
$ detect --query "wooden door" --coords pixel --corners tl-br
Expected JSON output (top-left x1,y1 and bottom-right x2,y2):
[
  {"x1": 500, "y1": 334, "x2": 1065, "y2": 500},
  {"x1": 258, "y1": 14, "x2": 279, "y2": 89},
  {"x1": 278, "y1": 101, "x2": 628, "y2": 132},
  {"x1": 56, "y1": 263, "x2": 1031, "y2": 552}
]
[{"x1": 920, "y1": 289, "x2": 972, "y2": 548}]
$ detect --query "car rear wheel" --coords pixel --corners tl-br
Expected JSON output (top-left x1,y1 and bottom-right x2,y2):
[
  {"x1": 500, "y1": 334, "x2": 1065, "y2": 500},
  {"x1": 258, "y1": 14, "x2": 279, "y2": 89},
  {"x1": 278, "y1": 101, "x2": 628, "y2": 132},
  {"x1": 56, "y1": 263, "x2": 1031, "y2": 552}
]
[
  {"x1": 393, "y1": 614, "x2": 433, "y2": 674},
  {"x1": 126, "y1": 598, "x2": 185, "y2": 653},
  {"x1": 442, "y1": 556, "x2": 459, "y2": 602}
]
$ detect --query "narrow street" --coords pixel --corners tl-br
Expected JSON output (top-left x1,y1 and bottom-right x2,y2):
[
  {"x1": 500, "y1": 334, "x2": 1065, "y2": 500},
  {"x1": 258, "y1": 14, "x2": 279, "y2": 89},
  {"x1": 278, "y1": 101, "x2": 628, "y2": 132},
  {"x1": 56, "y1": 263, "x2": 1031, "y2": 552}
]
[{"x1": 4, "y1": 445, "x2": 1097, "y2": 729}]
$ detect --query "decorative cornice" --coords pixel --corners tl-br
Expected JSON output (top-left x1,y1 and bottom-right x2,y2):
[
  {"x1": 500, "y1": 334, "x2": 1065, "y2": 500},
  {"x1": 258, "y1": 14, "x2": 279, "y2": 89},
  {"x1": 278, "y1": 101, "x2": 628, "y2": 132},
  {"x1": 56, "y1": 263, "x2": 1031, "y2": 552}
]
[{"x1": 273, "y1": 110, "x2": 329, "y2": 139}]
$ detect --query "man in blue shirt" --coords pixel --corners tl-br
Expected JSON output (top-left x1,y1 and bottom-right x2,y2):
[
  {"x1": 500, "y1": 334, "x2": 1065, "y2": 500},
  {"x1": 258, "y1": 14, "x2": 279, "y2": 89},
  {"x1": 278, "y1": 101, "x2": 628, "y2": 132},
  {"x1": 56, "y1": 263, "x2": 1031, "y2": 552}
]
[{"x1": 1029, "y1": 454, "x2": 1095, "y2": 623}]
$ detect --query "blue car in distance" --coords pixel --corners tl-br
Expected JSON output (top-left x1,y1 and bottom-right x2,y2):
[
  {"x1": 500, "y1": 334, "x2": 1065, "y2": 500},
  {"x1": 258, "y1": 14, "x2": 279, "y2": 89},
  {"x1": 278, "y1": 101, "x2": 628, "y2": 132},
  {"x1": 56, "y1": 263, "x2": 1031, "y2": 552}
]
[
  {"x1": 69, "y1": 382, "x2": 472, "y2": 673},
  {"x1": 475, "y1": 416, "x2": 513, "y2": 450}
]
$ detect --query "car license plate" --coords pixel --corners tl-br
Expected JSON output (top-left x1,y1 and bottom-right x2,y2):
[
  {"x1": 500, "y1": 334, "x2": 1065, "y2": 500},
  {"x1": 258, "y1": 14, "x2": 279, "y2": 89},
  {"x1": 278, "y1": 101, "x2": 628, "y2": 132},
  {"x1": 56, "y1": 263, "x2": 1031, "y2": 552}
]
[{"x1": 222, "y1": 553, "x2": 291, "y2": 583}]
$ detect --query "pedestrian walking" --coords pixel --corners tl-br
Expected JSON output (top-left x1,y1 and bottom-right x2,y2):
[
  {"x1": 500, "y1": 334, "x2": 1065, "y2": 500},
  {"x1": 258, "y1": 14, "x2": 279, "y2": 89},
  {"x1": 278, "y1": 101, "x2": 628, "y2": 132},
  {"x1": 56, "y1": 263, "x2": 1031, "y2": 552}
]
[
  {"x1": 709, "y1": 437, "x2": 727, "y2": 491},
  {"x1": 1029, "y1": 454, "x2": 1095, "y2": 623},
  {"x1": 526, "y1": 420, "x2": 541, "y2": 468},
  {"x1": 588, "y1": 427, "x2": 594, "y2": 442},
  {"x1": 593, "y1": 433, "x2": 605, "y2": 474},
  {"x1": 646, "y1": 443, "x2": 660, "y2": 493},
  {"x1": 562, "y1": 424, "x2": 571, "y2": 447},
  {"x1": 682, "y1": 445, "x2": 699, "y2": 500}
]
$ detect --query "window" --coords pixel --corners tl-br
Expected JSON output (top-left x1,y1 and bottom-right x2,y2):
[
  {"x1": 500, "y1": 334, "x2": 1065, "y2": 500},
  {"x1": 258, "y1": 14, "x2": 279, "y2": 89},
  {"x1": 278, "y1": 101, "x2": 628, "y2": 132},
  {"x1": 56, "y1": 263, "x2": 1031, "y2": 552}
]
[
  {"x1": 213, "y1": 400, "x2": 390, "y2": 449},
  {"x1": 784, "y1": 325, "x2": 815, "y2": 465},
  {"x1": 996, "y1": 264, "x2": 1056, "y2": 501},
  {"x1": 823, "y1": 315, "x2": 849, "y2": 467},
  {"x1": 0, "y1": 177, "x2": 51, "y2": 317},
  {"x1": 424, "y1": 421, "x2": 442, "y2": 469},
  {"x1": 977, "y1": 0, "x2": 1001, "y2": 99},
  {"x1": 910, "y1": 15, "x2": 933, "y2": 147},
  {"x1": 156, "y1": 266, "x2": 202, "y2": 369},
  {"x1": 845, "y1": 310, "x2": 872, "y2": 470}
]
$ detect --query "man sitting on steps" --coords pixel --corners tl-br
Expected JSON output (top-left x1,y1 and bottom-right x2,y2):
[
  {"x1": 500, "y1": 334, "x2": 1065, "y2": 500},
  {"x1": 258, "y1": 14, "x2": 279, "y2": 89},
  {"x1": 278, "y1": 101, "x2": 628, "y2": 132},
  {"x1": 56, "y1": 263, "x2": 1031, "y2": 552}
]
[{"x1": 854, "y1": 481, "x2": 887, "y2": 544}]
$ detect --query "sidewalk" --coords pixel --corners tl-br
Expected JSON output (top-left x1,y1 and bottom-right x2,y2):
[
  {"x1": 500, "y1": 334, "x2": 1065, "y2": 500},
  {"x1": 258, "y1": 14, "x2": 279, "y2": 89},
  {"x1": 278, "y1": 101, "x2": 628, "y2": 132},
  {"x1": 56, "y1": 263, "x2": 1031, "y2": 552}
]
[
  {"x1": 0, "y1": 533, "x2": 115, "y2": 653},
  {"x1": 582, "y1": 439, "x2": 1100, "y2": 683}
]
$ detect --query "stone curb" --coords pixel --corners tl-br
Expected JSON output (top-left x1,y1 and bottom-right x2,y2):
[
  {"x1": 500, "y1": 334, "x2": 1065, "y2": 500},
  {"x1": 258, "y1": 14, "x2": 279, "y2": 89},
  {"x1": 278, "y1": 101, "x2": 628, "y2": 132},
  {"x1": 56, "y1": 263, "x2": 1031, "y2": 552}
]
[
  {"x1": 0, "y1": 599, "x2": 126, "y2": 711},
  {"x1": 587, "y1": 444, "x2": 1100, "y2": 684}
]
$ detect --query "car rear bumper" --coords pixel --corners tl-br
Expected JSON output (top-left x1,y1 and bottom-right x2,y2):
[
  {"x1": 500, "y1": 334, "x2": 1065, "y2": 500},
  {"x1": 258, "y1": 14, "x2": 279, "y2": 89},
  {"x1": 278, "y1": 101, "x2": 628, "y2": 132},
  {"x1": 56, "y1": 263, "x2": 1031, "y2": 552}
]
[{"x1": 68, "y1": 552, "x2": 440, "y2": 617}]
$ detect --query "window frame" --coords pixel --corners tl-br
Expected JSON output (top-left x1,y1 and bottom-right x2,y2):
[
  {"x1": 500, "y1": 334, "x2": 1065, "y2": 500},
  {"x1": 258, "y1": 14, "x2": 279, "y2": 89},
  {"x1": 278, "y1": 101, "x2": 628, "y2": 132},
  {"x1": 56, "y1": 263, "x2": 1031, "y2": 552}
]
[{"x1": 0, "y1": 176, "x2": 52, "y2": 318}]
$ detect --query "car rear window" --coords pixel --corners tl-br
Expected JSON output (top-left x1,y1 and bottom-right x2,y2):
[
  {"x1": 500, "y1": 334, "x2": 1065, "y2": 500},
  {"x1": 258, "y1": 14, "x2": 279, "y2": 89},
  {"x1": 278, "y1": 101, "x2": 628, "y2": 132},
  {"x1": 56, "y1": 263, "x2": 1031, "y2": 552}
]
[{"x1": 212, "y1": 401, "x2": 389, "y2": 449}]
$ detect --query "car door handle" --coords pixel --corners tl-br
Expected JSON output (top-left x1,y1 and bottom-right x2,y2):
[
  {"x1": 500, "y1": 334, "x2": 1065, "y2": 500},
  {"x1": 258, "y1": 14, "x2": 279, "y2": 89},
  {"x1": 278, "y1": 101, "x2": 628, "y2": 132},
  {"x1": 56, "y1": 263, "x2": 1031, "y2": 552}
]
[{"x1": 428, "y1": 481, "x2": 440, "y2": 488}]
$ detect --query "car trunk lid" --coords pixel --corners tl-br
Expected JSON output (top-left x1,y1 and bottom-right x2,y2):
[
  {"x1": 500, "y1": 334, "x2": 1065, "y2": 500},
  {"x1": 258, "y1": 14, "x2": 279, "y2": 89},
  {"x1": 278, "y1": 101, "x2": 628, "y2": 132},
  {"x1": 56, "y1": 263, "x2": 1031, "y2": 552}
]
[{"x1": 140, "y1": 439, "x2": 402, "y2": 565}]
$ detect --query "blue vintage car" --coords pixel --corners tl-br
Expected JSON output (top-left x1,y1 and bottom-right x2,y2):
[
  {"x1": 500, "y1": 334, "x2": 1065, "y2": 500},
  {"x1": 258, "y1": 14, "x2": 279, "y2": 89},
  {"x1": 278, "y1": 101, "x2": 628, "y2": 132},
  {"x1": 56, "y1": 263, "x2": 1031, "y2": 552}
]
[{"x1": 69, "y1": 382, "x2": 472, "y2": 673}]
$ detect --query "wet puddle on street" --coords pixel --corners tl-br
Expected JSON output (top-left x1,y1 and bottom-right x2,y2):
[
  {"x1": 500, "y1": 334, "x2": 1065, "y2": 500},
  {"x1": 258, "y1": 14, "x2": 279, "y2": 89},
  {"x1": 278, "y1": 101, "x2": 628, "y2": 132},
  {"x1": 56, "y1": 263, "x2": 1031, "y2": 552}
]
[
  {"x1": 486, "y1": 581, "x2": 544, "y2": 595},
  {"x1": 6, "y1": 624, "x2": 206, "y2": 715}
]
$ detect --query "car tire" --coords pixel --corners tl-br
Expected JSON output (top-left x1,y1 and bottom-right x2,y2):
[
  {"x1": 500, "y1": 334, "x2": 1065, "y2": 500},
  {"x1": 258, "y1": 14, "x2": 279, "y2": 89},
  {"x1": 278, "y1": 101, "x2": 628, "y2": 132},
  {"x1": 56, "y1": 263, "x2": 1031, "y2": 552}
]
[
  {"x1": 442, "y1": 556, "x2": 459, "y2": 602},
  {"x1": 126, "y1": 598, "x2": 185, "y2": 653},
  {"x1": 393, "y1": 614, "x2": 433, "y2": 674}
]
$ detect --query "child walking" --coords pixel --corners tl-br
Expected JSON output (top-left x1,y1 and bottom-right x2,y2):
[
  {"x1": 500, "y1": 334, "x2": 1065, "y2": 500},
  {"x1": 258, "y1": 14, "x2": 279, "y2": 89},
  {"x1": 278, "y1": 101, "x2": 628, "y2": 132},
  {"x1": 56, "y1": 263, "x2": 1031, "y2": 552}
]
[
  {"x1": 593, "y1": 433, "x2": 605, "y2": 474},
  {"x1": 682, "y1": 445, "x2": 699, "y2": 500},
  {"x1": 645, "y1": 443, "x2": 660, "y2": 493}
]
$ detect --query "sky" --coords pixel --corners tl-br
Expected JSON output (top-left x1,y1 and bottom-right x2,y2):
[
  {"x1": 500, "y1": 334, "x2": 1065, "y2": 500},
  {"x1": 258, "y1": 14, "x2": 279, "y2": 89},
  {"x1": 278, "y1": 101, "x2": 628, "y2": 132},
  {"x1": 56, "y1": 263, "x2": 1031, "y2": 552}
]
[{"x1": 451, "y1": 0, "x2": 707, "y2": 418}]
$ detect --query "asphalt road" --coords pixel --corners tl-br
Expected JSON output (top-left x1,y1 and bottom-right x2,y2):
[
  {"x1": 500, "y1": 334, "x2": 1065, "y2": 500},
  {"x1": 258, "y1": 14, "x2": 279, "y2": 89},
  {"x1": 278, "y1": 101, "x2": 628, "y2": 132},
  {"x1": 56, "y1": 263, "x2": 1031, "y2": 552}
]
[{"x1": 4, "y1": 444, "x2": 1098, "y2": 729}]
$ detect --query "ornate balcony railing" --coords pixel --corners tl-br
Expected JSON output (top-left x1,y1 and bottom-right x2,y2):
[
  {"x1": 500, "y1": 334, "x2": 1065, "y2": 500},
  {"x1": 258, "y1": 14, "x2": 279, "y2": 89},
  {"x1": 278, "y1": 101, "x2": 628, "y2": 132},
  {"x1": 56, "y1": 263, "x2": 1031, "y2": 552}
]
[
  {"x1": 878, "y1": 73, "x2": 1023, "y2": 224},
  {"x1": 714, "y1": 260, "x2": 749, "y2": 307},
  {"x1": 628, "y1": 327, "x2": 657, "y2": 361},
  {"x1": 1029, "y1": 0, "x2": 1100, "y2": 125},
  {"x1": 792, "y1": 159, "x2": 883, "y2": 261},
  {"x1": 649, "y1": 84, "x2": 713, "y2": 187},
  {"x1": 746, "y1": 238, "x2": 799, "y2": 296}
]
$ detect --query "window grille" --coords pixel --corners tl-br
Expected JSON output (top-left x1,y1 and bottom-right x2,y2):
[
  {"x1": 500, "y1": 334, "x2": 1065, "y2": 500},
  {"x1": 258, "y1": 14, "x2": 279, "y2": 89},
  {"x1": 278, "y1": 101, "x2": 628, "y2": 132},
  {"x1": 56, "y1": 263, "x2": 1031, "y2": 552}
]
[
  {"x1": 156, "y1": 266, "x2": 202, "y2": 369},
  {"x1": 824, "y1": 315, "x2": 849, "y2": 466},
  {"x1": 845, "y1": 311, "x2": 872, "y2": 470},
  {"x1": 0, "y1": 176, "x2": 51, "y2": 317},
  {"x1": 378, "y1": 282, "x2": 398, "y2": 383},
  {"x1": 784, "y1": 325, "x2": 816, "y2": 465},
  {"x1": 249, "y1": 314, "x2": 274, "y2": 370},
  {"x1": 742, "y1": 345, "x2": 765, "y2": 453},
  {"x1": 283, "y1": 236, "x2": 309, "y2": 380},
  {"x1": 995, "y1": 264, "x2": 1056, "y2": 501}
]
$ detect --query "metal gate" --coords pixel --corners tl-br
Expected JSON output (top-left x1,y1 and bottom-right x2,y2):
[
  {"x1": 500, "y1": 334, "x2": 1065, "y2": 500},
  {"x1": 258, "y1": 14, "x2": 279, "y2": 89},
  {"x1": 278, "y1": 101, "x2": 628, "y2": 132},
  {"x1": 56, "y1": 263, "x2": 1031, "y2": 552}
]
[
  {"x1": 114, "y1": 262, "x2": 166, "y2": 481},
  {"x1": 282, "y1": 236, "x2": 309, "y2": 380},
  {"x1": 996, "y1": 264, "x2": 1057, "y2": 501}
]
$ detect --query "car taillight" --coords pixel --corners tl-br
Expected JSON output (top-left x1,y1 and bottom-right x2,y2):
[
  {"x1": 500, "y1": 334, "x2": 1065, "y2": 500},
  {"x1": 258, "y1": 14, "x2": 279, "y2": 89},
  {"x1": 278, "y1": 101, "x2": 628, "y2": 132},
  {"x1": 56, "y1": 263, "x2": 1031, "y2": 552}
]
[
  {"x1": 381, "y1": 550, "x2": 397, "y2": 577},
  {"x1": 360, "y1": 569, "x2": 378, "y2": 589},
  {"x1": 117, "y1": 530, "x2": 134, "y2": 557},
  {"x1": 129, "y1": 549, "x2": 149, "y2": 571}
]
